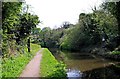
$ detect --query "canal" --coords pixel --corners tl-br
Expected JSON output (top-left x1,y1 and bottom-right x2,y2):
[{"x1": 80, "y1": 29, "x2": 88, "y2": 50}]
[{"x1": 49, "y1": 48, "x2": 120, "y2": 79}]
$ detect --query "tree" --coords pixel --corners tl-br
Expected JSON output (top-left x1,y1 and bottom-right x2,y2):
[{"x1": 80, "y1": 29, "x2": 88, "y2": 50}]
[
  {"x1": 2, "y1": 1, "x2": 40, "y2": 56},
  {"x1": 18, "y1": 13, "x2": 39, "y2": 38},
  {"x1": 101, "y1": 1, "x2": 120, "y2": 47},
  {"x1": 62, "y1": 21, "x2": 70, "y2": 29},
  {"x1": 31, "y1": 28, "x2": 41, "y2": 44},
  {"x1": 60, "y1": 11, "x2": 117, "y2": 51},
  {"x1": 39, "y1": 27, "x2": 51, "y2": 47},
  {"x1": 17, "y1": 13, "x2": 40, "y2": 52},
  {"x1": 2, "y1": 2, "x2": 22, "y2": 34},
  {"x1": 2, "y1": 2, "x2": 22, "y2": 56}
]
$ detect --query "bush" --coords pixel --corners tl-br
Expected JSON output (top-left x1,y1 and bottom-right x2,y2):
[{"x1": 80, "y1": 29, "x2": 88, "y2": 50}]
[{"x1": 47, "y1": 62, "x2": 66, "y2": 78}]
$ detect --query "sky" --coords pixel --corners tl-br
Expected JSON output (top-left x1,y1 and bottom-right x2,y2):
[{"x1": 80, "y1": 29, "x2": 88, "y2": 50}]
[{"x1": 25, "y1": 0, "x2": 103, "y2": 29}]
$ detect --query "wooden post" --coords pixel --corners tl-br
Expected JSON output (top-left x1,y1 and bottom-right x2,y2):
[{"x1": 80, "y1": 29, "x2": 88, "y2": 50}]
[{"x1": 27, "y1": 37, "x2": 30, "y2": 52}]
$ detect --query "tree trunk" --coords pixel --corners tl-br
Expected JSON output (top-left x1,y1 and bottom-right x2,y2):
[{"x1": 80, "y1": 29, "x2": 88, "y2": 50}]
[
  {"x1": 116, "y1": 2, "x2": 120, "y2": 45},
  {"x1": 27, "y1": 37, "x2": 30, "y2": 52}
]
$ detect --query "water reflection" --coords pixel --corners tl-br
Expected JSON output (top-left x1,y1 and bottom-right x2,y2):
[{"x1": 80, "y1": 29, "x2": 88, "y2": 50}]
[
  {"x1": 67, "y1": 69, "x2": 82, "y2": 79},
  {"x1": 83, "y1": 64, "x2": 120, "y2": 79},
  {"x1": 49, "y1": 48, "x2": 120, "y2": 79}
]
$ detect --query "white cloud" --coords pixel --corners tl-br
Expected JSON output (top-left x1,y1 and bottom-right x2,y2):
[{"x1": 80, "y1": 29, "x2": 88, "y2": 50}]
[{"x1": 25, "y1": 0, "x2": 103, "y2": 29}]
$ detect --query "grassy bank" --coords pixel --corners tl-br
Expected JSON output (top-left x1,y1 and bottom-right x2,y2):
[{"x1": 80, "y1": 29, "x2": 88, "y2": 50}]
[
  {"x1": 40, "y1": 48, "x2": 66, "y2": 78},
  {"x1": 2, "y1": 43, "x2": 41, "y2": 77}
]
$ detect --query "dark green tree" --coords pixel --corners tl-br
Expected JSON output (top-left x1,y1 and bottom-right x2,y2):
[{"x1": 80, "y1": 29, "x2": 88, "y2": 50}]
[
  {"x1": 2, "y1": 2, "x2": 22, "y2": 34},
  {"x1": 31, "y1": 27, "x2": 41, "y2": 44},
  {"x1": 102, "y1": 1, "x2": 120, "y2": 35},
  {"x1": 17, "y1": 13, "x2": 40, "y2": 52},
  {"x1": 2, "y1": 2, "x2": 22, "y2": 56},
  {"x1": 39, "y1": 27, "x2": 51, "y2": 47}
]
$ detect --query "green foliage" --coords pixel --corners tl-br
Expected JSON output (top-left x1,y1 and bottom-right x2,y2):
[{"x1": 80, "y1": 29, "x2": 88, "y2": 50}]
[
  {"x1": 39, "y1": 26, "x2": 66, "y2": 48},
  {"x1": 2, "y1": 2, "x2": 40, "y2": 56},
  {"x1": 2, "y1": 43, "x2": 41, "y2": 77},
  {"x1": 2, "y1": 2, "x2": 22, "y2": 55},
  {"x1": 93, "y1": 10, "x2": 118, "y2": 37},
  {"x1": 47, "y1": 62, "x2": 67, "y2": 78},
  {"x1": 40, "y1": 48, "x2": 66, "y2": 78},
  {"x1": 2, "y1": 2, "x2": 22, "y2": 34},
  {"x1": 39, "y1": 27, "x2": 51, "y2": 47},
  {"x1": 2, "y1": 2, "x2": 41, "y2": 78},
  {"x1": 61, "y1": 13, "x2": 100, "y2": 50},
  {"x1": 60, "y1": 7, "x2": 119, "y2": 51},
  {"x1": 102, "y1": 2, "x2": 120, "y2": 36},
  {"x1": 38, "y1": 3, "x2": 119, "y2": 52},
  {"x1": 31, "y1": 28, "x2": 41, "y2": 44},
  {"x1": 18, "y1": 13, "x2": 40, "y2": 39},
  {"x1": 2, "y1": 35, "x2": 17, "y2": 58},
  {"x1": 110, "y1": 51, "x2": 120, "y2": 55}
]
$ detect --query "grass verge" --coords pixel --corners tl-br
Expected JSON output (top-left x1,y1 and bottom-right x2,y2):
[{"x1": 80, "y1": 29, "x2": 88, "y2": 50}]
[
  {"x1": 40, "y1": 48, "x2": 66, "y2": 78},
  {"x1": 2, "y1": 43, "x2": 41, "y2": 77}
]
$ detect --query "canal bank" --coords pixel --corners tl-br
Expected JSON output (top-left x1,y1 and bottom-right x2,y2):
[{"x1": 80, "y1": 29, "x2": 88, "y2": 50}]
[{"x1": 40, "y1": 48, "x2": 66, "y2": 78}]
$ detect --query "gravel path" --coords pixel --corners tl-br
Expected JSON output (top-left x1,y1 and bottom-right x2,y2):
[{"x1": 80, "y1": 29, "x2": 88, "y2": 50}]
[{"x1": 19, "y1": 49, "x2": 43, "y2": 77}]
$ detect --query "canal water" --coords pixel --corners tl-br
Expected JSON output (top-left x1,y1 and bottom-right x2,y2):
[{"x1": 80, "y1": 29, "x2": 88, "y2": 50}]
[{"x1": 49, "y1": 48, "x2": 120, "y2": 79}]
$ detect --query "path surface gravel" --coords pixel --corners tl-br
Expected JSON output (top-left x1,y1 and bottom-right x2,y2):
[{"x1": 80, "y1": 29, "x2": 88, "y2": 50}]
[{"x1": 19, "y1": 49, "x2": 43, "y2": 77}]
